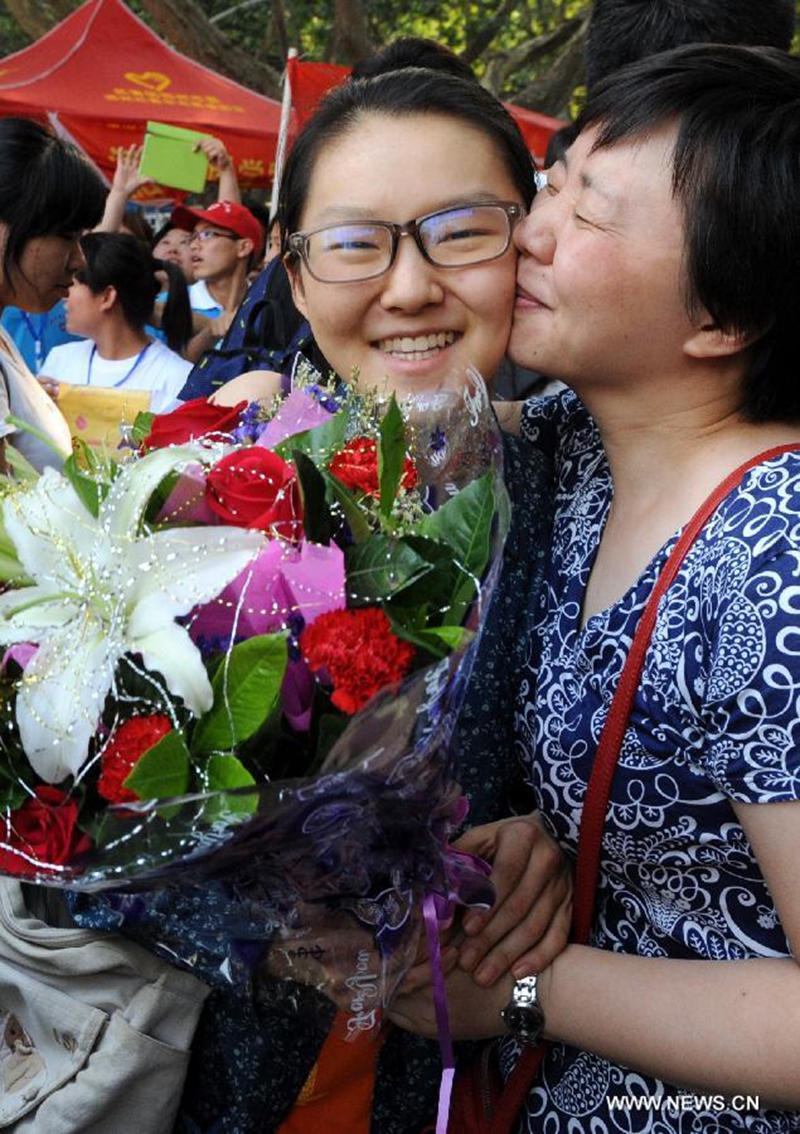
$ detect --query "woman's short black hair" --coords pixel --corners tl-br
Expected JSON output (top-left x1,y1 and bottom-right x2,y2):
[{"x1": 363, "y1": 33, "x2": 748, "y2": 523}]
[
  {"x1": 585, "y1": 0, "x2": 796, "y2": 91},
  {"x1": 0, "y1": 117, "x2": 106, "y2": 282},
  {"x1": 78, "y1": 231, "x2": 191, "y2": 353},
  {"x1": 577, "y1": 44, "x2": 800, "y2": 423},
  {"x1": 278, "y1": 68, "x2": 536, "y2": 256}
]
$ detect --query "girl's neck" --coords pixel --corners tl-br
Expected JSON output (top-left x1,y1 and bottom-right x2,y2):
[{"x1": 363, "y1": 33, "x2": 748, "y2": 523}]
[{"x1": 93, "y1": 319, "x2": 150, "y2": 361}]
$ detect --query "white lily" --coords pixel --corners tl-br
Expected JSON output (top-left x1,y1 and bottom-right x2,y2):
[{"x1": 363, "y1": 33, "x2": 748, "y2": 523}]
[{"x1": 0, "y1": 446, "x2": 266, "y2": 784}]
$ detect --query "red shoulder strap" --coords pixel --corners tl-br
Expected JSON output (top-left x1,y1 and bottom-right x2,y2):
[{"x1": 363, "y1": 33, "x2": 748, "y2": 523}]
[{"x1": 489, "y1": 441, "x2": 800, "y2": 1134}]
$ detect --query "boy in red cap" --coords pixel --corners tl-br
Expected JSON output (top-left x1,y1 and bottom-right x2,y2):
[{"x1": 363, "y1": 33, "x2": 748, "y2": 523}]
[{"x1": 171, "y1": 200, "x2": 264, "y2": 362}]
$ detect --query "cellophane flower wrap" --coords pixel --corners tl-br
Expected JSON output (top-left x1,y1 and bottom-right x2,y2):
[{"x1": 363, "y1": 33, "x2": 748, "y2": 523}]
[{"x1": 0, "y1": 367, "x2": 508, "y2": 1019}]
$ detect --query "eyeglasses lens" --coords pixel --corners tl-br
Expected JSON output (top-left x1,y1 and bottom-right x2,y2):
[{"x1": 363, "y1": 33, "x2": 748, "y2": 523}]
[
  {"x1": 306, "y1": 224, "x2": 393, "y2": 282},
  {"x1": 303, "y1": 205, "x2": 513, "y2": 283},
  {"x1": 420, "y1": 206, "x2": 510, "y2": 266}
]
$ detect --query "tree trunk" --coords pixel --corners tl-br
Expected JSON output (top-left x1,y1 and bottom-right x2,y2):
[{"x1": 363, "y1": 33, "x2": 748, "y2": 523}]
[
  {"x1": 4, "y1": 0, "x2": 75, "y2": 41},
  {"x1": 138, "y1": 0, "x2": 282, "y2": 98},
  {"x1": 269, "y1": 0, "x2": 289, "y2": 65},
  {"x1": 512, "y1": 15, "x2": 588, "y2": 117},
  {"x1": 325, "y1": 0, "x2": 373, "y2": 64},
  {"x1": 461, "y1": 0, "x2": 519, "y2": 66}
]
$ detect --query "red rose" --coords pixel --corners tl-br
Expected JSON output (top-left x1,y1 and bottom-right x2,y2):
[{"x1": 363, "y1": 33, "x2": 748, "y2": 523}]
[
  {"x1": 0, "y1": 787, "x2": 92, "y2": 875},
  {"x1": 97, "y1": 714, "x2": 174, "y2": 805},
  {"x1": 206, "y1": 447, "x2": 302, "y2": 539},
  {"x1": 329, "y1": 437, "x2": 418, "y2": 500},
  {"x1": 300, "y1": 606, "x2": 415, "y2": 714},
  {"x1": 142, "y1": 397, "x2": 248, "y2": 450}
]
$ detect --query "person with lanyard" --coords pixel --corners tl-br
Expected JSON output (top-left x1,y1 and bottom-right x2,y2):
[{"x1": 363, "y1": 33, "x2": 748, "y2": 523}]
[
  {"x1": 0, "y1": 117, "x2": 108, "y2": 472},
  {"x1": 40, "y1": 232, "x2": 192, "y2": 413},
  {"x1": 173, "y1": 200, "x2": 265, "y2": 363}
]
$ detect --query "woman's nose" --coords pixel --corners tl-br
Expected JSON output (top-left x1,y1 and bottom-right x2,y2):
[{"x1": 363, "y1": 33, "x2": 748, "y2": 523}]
[
  {"x1": 514, "y1": 203, "x2": 556, "y2": 265},
  {"x1": 379, "y1": 236, "x2": 444, "y2": 311}
]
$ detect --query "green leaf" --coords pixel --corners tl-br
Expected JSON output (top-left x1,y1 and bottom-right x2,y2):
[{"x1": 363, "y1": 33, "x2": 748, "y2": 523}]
[
  {"x1": 63, "y1": 454, "x2": 106, "y2": 519},
  {"x1": 201, "y1": 754, "x2": 258, "y2": 822},
  {"x1": 63, "y1": 440, "x2": 117, "y2": 519},
  {"x1": 417, "y1": 471, "x2": 496, "y2": 621},
  {"x1": 131, "y1": 411, "x2": 155, "y2": 447},
  {"x1": 387, "y1": 611, "x2": 473, "y2": 658},
  {"x1": 345, "y1": 534, "x2": 433, "y2": 604},
  {"x1": 387, "y1": 534, "x2": 463, "y2": 612},
  {"x1": 275, "y1": 410, "x2": 348, "y2": 463},
  {"x1": 192, "y1": 633, "x2": 288, "y2": 755},
  {"x1": 377, "y1": 395, "x2": 406, "y2": 518},
  {"x1": 293, "y1": 449, "x2": 332, "y2": 545},
  {"x1": 321, "y1": 469, "x2": 372, "y2": 543},
  {"x1": 1, "y1": 447, "x2": 38, "y2": 480},
  {"x1": 122, "y1": 729, "x2": 190, "y2": 801}
]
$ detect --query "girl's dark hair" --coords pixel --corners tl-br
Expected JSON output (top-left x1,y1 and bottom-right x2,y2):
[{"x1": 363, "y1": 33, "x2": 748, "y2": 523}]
[
  {"x1": 578, "y1": 43, "x2": 800, "y2": 423},
  {"x1": 350, "y1": 38, "x2": 476, "y2": 83},
  {"x1": 0, "y1": 117, "x2": 106, "y2": 287},
  {"x1": 278, "y1": 69, "x2": 536, "y2": 255},
  {"x1": 77, "y1": 232, "x2": 192, "y2": 354},
  {"x1": 121, "y1": 207, "x2": 154, "y2": 249}
]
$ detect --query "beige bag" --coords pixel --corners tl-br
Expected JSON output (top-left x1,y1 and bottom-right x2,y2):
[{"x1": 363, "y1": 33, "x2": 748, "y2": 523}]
[{"x1": 0, "y1": 879, "x2": 209, "y2": 1133}]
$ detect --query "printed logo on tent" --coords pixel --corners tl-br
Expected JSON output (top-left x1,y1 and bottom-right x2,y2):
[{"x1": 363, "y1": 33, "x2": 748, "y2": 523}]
[
  {"x1": 125, "y1": 71, "x2": 172, "y2": 93},
  {"x1": 105, "y1": 71, "x2": 245, "y2": 114}
]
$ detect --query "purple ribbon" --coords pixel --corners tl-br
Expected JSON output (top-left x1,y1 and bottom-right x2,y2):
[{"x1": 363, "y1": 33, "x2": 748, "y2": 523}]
[
  {"x1": 423, "y1": 892, "x2": 455, "y2": 1134},
  {"x1": 421, "y1": 837, "x2": 493, "y2": 1133}
]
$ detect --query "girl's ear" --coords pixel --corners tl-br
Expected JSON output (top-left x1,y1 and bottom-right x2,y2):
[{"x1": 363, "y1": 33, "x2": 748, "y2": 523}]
[
  {"x1": 99, "y1": 285, "x2": 117, "y2": 314},
  {"x1": 286, "y1": 258, "x2": 308, "y2": 318}
]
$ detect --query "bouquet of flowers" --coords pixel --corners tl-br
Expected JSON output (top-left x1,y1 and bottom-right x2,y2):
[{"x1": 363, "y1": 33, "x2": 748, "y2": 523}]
[{"x1": 0, "y1": 367, "x2": 507, "y2": 1012}]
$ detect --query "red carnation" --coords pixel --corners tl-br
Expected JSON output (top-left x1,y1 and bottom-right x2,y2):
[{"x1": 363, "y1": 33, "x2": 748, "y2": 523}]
[
  {"x1": 206, "y1": 447, "x2": 302, "y2": 539},
  {"x1": 0, "y1": 786, "x2": 92, "y2": 875},
  {"x1": 97, "y1": 714, "x2": 174, "y2": 805},
  {"x1": 329, "y1": 438, "x2": 418, "y2": 500},
  {"x1": 142, "y1": 397, "x2": 248, "y2": 450},
  {"x1": 300, "y1": 606, "x2": 415, "y2": 714}
]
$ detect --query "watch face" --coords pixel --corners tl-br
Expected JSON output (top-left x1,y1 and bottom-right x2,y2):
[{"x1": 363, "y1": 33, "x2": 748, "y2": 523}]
[{"x1": 502, "y1": 1003, "x2": 544, "y2": 1045}]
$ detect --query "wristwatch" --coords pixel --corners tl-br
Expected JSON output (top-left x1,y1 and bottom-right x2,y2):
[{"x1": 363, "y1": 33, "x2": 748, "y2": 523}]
[{"x1": 501, "y1": 975, "x2": 545, "y2": 1046}]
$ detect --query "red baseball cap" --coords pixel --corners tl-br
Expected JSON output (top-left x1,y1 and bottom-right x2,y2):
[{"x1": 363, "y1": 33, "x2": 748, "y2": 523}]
[{"x1": 171, "y1": 200, "x2": 264, "y2": 256}]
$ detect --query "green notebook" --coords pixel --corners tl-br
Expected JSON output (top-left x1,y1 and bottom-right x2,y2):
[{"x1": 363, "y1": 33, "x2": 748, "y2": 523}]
[{"x1": 139, "y1": 121, "x2": 210, "y2": 192}]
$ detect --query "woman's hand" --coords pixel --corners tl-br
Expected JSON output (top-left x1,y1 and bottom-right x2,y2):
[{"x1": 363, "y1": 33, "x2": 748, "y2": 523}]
[
  {"x1": 111, "y1": 144, "x2": 151, "y2": 198},
  {"x1": 209, "y1": 370, "x2": 283, "y2": 407},
  {"x1": 196, "y1": 136, "x2": 242, "y2": 205},
  {"x1": 194, "y1": 136, "x2": 233, "y2": 173},
  {"x1": 455, "y1": 813, "x2": 572, "y2": 987},
  {"x1": 389, "y1": 963, "x2": 514, "y2": 1042}
]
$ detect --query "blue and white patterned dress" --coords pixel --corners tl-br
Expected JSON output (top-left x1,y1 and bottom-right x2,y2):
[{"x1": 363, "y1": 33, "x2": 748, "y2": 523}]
[{"x1": 504, "y1": 389, "x2": 800, "y2": 1133}]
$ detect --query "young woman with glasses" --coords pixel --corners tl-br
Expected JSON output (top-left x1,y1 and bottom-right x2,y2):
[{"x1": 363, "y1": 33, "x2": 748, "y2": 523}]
[
  {"x1": 212, "y1": 68, "x2": 534, "y2": 409},
  {"x1": 68, "y1": 68, "x2": 570, "y2": 1134}
]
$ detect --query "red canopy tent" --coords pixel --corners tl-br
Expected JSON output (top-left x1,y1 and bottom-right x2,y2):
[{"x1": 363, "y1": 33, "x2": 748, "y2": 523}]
[
  {"x1": 0, "y1": 0, "x2": 282, "y2": 192},
  {"x1": 285, "y1": 57, "x2": 565, "y2": 167}
]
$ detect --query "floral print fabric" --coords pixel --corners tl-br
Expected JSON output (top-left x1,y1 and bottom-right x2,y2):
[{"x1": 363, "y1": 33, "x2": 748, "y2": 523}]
[{"x1": 504, "y1": 389, "x2": 800, "y2": 1133}]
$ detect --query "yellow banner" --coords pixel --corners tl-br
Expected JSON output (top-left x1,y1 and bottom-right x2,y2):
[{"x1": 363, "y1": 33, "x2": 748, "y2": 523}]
[{"x1": 57, "y1": 384, "x2": 152, "y2": 451}]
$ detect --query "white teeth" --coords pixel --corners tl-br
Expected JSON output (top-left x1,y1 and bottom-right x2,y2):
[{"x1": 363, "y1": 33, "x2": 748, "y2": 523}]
[{"x1": 377, "y1": 331, "x2": 456, "y2": 355}]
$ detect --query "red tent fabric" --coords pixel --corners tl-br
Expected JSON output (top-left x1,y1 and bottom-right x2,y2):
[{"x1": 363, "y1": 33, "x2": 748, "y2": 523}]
[
  {"x1": 0, "y1": 0, "x2": 282, "y2": 191},
  {"x1": 287, "y1": 57, "x2": 565, "y2": 166}
]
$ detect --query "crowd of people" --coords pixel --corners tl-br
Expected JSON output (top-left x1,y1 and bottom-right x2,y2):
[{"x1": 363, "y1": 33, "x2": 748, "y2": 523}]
[{"x1": 0, "y1": 0, "x2": 797, "y2": 1131}]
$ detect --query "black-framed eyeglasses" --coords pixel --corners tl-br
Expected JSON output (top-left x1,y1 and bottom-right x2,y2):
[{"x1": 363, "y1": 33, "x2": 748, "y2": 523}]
[{"x1": 287, "y1": 201, "x2": 524, "y2": 283}]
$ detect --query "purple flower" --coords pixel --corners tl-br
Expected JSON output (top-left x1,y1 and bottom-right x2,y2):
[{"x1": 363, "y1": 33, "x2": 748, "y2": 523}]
[{"x1": 230, "y1": 402, "x2": 265, "y2": 445}]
